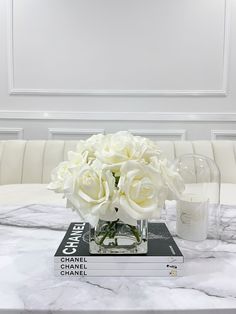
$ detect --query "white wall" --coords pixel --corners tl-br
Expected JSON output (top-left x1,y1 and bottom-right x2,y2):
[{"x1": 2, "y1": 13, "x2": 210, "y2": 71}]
[{"x1": 0, "y1": 0, "x2": 236, "y2": 141}]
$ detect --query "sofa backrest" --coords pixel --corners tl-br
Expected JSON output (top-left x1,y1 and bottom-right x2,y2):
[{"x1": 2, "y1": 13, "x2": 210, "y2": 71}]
[{"x1": 0, "y1": 140, "x2": 235, "y2": 184}]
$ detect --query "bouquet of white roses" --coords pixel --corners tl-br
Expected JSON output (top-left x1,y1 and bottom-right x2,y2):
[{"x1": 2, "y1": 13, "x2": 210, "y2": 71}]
[{"x1": 48, "y1": 131, "x2": 184, "y2": 227}]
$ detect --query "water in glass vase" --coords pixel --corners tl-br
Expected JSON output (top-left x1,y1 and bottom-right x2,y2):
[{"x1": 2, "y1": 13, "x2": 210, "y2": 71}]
[{"x1": 89, "y1": 219, "x2": 148, "y2": 254}]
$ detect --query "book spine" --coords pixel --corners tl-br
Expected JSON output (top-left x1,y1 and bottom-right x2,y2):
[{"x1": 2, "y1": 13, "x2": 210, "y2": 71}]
[
  {"x1": 54, "y1": 256, "x2": 184, "y2": 263},
  {"x1": 54, "y1": 268, "x2": 184, "y2": 277},
  {"x1": 54, "y1": 262, "x2": 184, "y2": 270}
]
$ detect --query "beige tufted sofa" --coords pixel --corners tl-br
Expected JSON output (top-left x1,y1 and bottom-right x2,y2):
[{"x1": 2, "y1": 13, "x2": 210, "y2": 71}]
[{"x1": 0, "y1": 140, "x2": 236, "y2": 205}]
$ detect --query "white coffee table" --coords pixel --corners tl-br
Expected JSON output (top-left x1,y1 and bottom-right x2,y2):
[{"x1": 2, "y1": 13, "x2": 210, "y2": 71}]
[{"x1": 0, "y1": 204, "x2": 236, "y2": 314}]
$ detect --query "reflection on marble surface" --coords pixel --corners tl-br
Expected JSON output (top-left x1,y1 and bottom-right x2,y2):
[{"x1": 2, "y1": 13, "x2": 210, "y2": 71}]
[{"x1": 0, "y1": 204, "x2": 236, "y2": 313}]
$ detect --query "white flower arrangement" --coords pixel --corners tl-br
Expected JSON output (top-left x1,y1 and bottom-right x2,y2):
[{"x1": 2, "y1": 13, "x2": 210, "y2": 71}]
[{"x1": 48, "y1": 131, "x2": 184, "y2": 226}]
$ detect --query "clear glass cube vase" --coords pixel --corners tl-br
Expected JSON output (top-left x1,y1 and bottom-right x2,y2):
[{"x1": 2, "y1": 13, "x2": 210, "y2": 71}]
[{"x1": 89, "y1": 219, "x2": 148, "y2": 255}]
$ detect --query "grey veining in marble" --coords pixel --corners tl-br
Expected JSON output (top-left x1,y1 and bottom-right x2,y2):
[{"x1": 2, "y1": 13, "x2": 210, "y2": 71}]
[{"x1": 0, "y1": 203, "x2": 236, "y2": 314}]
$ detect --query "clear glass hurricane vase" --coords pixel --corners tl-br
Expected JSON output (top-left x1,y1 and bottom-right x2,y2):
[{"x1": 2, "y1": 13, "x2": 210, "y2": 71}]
[{"x1": 89, "y1": 219, "x2": 148, "y2": 254}]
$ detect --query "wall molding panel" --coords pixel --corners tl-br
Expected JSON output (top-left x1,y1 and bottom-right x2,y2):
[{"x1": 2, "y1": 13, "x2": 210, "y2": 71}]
[
  {"x1": 1, "y1": 0, "x2": 235, "y2": 142},
  {"x1": 9, "y1": 89, "x2": 228, "y2": 97},
  {"x1": 1, "y1": 115, "x2": 236, "y2": 141},
  {"x1": 7, "y1": 0, "x2": 231, "y2": 97},
  {"x1": 211, "y1": 130, "x2": 236, "y2": 140},
  {"x1": 0, "y1": 128, "x2": 24, "y2": 139},
  {"x1": 48, "y1": 128, "x2": 105, "y2": 140},
  {"x1": 1, "y1": 111, "x2": 236, "y2": 122},
  {"x1": 129, "y1": 129, "x2": 186, "y2": 141}
]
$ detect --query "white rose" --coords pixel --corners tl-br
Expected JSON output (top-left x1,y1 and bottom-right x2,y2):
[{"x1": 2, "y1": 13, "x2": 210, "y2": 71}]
[
  {"x1": 67, "y1": 151, "x2": 88, "y2": 170},
  {"x1": 48, "y1": 161, "x2": 73, "y2": 193},
  {"x1": 117, "y1": 161, "x2": 164, "y2": 225},
  {"x1": 134, "y1": 136, "x2": 161, "y2": 162},
  {"x1": 150, "y1": 157, "x2": 185, "y2": 200},
  {"x1": 96, "y1": 131, "x2": 161, "y2": 163},
  {"x1": 76, "y1": 134, "x2": 105, "y2": 164},
  {"x1": 85, "y1": 133, "x2": 105, "y2": 149},
  {"x1": 66, "y1": 164, "x2": 116, "y2": 226},
  {"x1": 94, "y1": 131, "x2": 161, "y2": 177},
  {"x1": 48, "y1": 150, "x2": 89, "y2": 193},
  {"x1": 95, "y1": 131, "x2": 134, "y2": 165}
]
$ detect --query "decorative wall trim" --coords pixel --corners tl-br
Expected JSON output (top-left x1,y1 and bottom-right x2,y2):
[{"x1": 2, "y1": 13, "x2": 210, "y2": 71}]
[
  {"x1": 9, "y1": 89, "x2": 227, "y2": 97},
  {"x1": 7, "y1": 0, "x2": 14, "y2": 95},
  {"x1": 211, "y1": 130, "x2": 236, "y2": 140},
  {"x1": 7, "y1": 0, "x2": 231, "y2": 97},
  {"x1": 222, "y1": 0, "x2": 232, "y2": 94},
  {"x1": 129, "y1": 129, "x2": 186, "y2": 141},
  {"x1": 48, "y1": 128, "x2": 105, "y2": 139},
  {"x1": 0, "y1": 128, "x2": 24, "y2": 139},
  {"x1": 1, "y1": 111, "x2": 236, "y2": 122}
]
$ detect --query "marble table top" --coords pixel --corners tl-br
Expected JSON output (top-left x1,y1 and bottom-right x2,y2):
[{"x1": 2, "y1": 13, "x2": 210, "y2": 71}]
[{"x1": 0, "y1": 203, "x2": 236, "y2": 314}]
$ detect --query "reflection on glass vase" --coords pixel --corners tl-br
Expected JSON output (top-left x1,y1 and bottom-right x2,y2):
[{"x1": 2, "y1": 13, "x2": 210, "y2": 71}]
[{"x1": 89, "y1": 219, "x2": 148, "y2": 255}]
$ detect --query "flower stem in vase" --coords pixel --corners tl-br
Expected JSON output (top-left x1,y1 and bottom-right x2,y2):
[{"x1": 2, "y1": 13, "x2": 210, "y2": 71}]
[
  {"x1": 90, "y1": 218, "x2": 148, "y2": 254},
  {"x1": 98, "y1": 219, "x2": 119, "y2": 245},
  {"x1": 128, "y1": 224, "x2": 141, "y2": 242}
]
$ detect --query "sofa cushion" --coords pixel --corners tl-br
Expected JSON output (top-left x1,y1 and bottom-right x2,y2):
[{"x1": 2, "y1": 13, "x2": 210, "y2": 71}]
[
  {"x1": 220, "y1": 184, "x2": 236, "y2": 205},
  {"x1": 0, "y1": 183, "x2": 235, "y2": 206},
  {"x1": 0, "y1": 184, "x2": 66, "y2": 206},
  {"x1": 1, "y1": 140, "x2": 236, "y2": 184}
]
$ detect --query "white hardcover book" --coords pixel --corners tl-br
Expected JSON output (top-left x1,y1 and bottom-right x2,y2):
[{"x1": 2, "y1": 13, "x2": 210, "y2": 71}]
[
  {"x1": 54, "y1": 262, "x2": 184, "y2": 270},
  {"x1": 54, "y1": 268, "x2": 184, "y2": 277}
]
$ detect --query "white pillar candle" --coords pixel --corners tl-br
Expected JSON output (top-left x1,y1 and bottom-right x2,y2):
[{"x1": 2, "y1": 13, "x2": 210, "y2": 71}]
[{"x1": 176, "y1": 194, "x2": 209, "y2": 242}]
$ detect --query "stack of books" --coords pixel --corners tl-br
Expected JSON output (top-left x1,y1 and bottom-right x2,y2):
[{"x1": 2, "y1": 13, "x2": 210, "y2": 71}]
[{"x1": 54, "y1": 222, "x2": 184, "y2": 277}]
